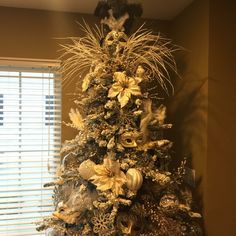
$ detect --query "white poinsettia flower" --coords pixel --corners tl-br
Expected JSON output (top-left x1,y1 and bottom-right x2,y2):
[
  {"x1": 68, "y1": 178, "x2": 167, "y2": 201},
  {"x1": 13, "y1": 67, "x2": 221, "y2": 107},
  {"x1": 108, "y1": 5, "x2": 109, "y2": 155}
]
[
  {"x1": 90, "y1": 158, "x2": 127, "y2": 196},
  {"x1": 108, "y1": 71, "x2": 141, "y2": 108}
]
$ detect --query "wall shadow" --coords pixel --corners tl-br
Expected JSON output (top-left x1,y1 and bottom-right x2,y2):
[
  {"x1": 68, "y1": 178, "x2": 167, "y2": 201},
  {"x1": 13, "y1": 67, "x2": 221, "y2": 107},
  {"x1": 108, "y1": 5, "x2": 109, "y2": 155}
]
[{"x1": 166, "y1": 52, "x2": 208, "y2": 234}]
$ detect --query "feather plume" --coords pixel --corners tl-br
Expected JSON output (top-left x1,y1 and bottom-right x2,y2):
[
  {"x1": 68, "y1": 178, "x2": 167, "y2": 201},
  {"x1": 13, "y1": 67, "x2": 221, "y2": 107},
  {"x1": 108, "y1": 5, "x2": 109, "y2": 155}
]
[
  {"x1": 60, "y1": 21, "x2": 106, "y2": 88},
  {"x1": 123, "y1": 25, "x2": 179, "y2": 94},
  {"x1": 67, "y1": 108, "x2": 84, "y2": 130}
]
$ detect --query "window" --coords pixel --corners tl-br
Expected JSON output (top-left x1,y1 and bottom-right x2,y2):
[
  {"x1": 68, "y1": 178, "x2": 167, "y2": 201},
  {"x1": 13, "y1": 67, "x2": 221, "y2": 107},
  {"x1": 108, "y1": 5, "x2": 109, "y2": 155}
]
[{"x1": 0, "y1": 58, "x2": 61, "y2": 235}]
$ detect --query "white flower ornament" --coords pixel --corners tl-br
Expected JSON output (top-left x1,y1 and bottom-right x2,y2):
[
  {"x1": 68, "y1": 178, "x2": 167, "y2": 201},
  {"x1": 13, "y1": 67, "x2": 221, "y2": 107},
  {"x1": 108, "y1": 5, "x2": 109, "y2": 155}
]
[{"x1": 108, "y1": 72, "x2": 141, "y2": 108}]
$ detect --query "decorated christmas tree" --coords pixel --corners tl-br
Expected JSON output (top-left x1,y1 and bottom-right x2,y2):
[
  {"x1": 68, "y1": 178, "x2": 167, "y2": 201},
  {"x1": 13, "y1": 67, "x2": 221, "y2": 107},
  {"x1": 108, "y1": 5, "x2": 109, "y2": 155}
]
[{"x1": 37, "y1": 9, "x2": 202, "y2": 236}]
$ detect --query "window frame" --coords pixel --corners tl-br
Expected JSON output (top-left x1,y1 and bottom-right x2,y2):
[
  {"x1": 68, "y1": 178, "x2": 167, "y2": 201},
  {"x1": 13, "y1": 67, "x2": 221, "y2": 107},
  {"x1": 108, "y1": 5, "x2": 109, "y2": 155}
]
[{"x1": 0, "y1": 57, "x2": 61, "y2": 236}]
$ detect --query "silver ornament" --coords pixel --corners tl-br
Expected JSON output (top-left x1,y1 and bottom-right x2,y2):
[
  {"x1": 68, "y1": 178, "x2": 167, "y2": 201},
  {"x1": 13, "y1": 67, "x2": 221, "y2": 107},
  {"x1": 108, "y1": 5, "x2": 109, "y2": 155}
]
[
  {"x1": 126, "y1": 168, "x2": 143, "y2": 191},
  {"x1": 78, "y1": 159, "x2": 96, "y2": 180}
]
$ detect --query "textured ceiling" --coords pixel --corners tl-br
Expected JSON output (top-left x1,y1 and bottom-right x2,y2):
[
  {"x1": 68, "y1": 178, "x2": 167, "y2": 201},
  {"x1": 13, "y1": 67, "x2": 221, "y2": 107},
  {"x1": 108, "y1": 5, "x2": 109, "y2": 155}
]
[{"x1": 0, "y1": 0, "x2": 194, "y2": 20}]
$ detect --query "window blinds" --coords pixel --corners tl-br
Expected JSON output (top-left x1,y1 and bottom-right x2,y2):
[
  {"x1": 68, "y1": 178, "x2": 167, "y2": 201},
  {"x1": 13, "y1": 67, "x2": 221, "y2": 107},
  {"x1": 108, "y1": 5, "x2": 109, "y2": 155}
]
[{"x1": 0, "y1": 58, "x2": 61, "y2": 236}]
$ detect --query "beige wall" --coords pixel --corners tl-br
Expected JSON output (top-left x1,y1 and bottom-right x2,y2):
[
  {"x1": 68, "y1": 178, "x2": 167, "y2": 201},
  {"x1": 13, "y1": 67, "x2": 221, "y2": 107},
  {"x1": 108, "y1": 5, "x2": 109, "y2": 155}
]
[
  {"x1": 169, "y1": 0, "x2": 208, "y2": 225},
  {"x1": 207, "y1": 1, "x2": 236, "y2": 235},
  {"x1": 0, "y1": 6, "x2": 100, "y2": 59},
  {"x1": 170, "y1": 0, "x2": 236, "y2": 235}
]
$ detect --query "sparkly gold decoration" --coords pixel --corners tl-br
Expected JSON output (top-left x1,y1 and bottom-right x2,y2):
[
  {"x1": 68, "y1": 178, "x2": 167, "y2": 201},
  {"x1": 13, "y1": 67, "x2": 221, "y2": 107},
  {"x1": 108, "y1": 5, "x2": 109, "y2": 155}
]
[
  {"x1": 91, "y1": 212, "x2": 113, "y2": 235},
  {"x1": 82, "y1": 72, "x2": 93, "y2": 92},
  {"x1": 188, "y1": 211, "x2": 202, "y2": 218},
  {"x1": 134, "y1": 65, "x2": 146, "y2": 84},
  {"x1": 108, "y1": 71, "x2": 141, "y2": 108},
  {"x1": 104, "y1": 30, "x2": 128, "y2": 56},
  {"x1": 119, "y1": 131, "x2": 141, "y2": 148},
  {"x1": 138, "y1": 139, "x2": 171, "y2": 151},
  {"x1": 107, "y1": 136, "x2": 116, "y2": 150},
  {"x1": 82, "y1": 62, "x2": 106, "y2": 92},
  {"x1": 155, "y1": 104, "x2": 167, "y2": 125},
  {"x1": 140, "y1": 100, "x2": 168, "y2": 142},
  {"x1": 52, "y1": 210, "x2": 80, "y2": 225},
  {"x1": 135, "y1": 65, "x2": 145, "y2": 77},
  {"x1": 159, "y1": 193, "x2": 179, "y2": 208}
]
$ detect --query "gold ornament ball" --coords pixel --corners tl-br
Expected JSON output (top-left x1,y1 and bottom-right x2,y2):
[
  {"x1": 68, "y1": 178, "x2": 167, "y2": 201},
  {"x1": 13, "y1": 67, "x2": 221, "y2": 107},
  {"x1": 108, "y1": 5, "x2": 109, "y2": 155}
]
[
  {"x1": 78, "y1": 159, "x2": 96, "y2": 180},
  {"x1": 126, "y1": 168, "x2": 143, "y2": 191}
]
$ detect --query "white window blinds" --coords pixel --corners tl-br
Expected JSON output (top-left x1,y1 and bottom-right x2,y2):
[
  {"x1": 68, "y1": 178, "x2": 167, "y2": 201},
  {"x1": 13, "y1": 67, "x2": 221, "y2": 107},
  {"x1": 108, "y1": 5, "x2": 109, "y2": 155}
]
[{"x1": 0, "y1": 58, "x2": 61, "y2": 236}]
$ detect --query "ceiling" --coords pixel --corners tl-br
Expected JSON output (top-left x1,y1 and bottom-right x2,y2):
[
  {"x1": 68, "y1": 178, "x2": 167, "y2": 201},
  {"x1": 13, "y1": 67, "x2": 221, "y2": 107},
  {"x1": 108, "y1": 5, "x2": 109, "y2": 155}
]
[{"x1": 0, "y1": 0, "x2": 194, "y2": 20}]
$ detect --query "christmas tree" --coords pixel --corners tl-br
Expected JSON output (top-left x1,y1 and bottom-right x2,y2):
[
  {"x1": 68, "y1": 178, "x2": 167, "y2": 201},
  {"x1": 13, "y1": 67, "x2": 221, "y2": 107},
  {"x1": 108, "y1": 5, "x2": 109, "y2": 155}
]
[{"x1": 37, "y1": 10, "x2": 202, "y2": 236}]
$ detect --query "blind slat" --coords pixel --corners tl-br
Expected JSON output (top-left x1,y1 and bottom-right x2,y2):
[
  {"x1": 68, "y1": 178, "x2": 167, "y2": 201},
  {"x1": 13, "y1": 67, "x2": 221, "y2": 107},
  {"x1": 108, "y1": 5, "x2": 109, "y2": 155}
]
[
  {"x1": 0, "y1": 192, "x2": 54, "y2": 198},
  {"x1": 0, "y1": 208, "x2": 53, "y2": 216},
  {"x1": 0, "y1": 122, "x2": 61, "y2": 125},
  {"x1": 0, "y1": 148, "x2": 60, "y2": 152},
  {"x1": 0, "y1": 156, "x2": 60, "y2": 159},
  {"x1": 0, "y1": 220, "x2": 44, "y2": 227},
  {"x1": 0, "y1": 88, "x2": 61, "y2": 92},
  {"x1": 0, "y1": 75, "x2": 60, "y2": 79},
  {"x1": 0, "y1": 181, "x2": 58, "y2": 187},
  {"x1": 0, "y1": 197, "x2": 53, "y2": 205},
  {"x1": 0, "y1": 212, "x2": 51, "y2": 221},
  {"x1": 0, "y1": 163, "x2": 58, "y2": 168},
  {"x1": 1, "y1": 219, "x2": 52, "y2": 229},
  {"x1": 1, "y1": 226, "x2": 42, "y2": 231},
  {"x1": 0, "y1": 186, "x2": 54, "y2": 191},
  {"x1": 0, "y1": 159, "x2": 60, "y2": 164},
  {"x1": 0, "y1": 202, "x2": 53, "y2": 210},
  {"x1": 0, "y1": 176, "x2": 56, "y2": 181},
  {"x1": 1, "y1": 231, "x2": 44, "y2": 236},
  {"x1": 0, "y1": 170, "x2": 58, "y2": 175}
]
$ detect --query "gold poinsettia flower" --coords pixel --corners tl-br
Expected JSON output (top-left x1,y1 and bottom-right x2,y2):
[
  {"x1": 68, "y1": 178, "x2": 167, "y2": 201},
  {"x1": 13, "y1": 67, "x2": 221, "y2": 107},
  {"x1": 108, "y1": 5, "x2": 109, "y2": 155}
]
[
  {"x1": 108, "y1": 72, "x2": 141, "y2": 108},
  {"x1": 90, "y1": 158, "x2": 127, "y2": 196}
]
